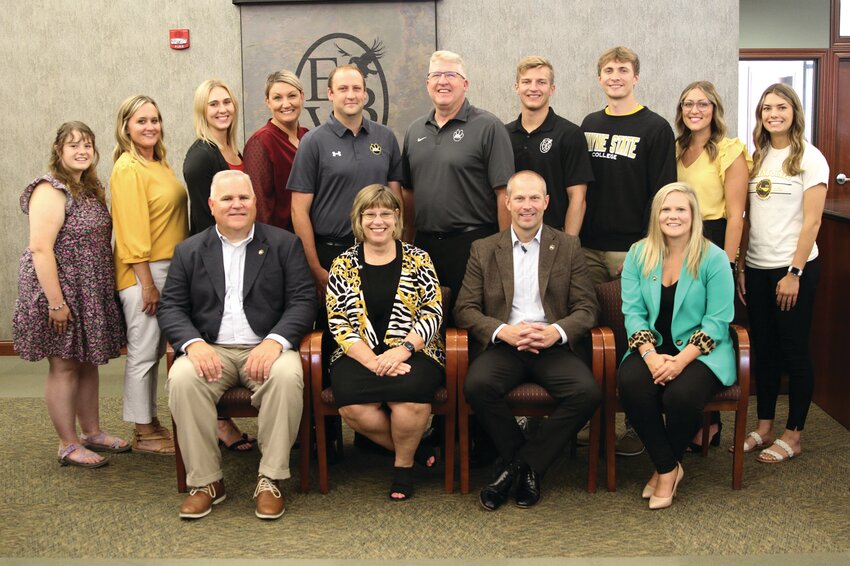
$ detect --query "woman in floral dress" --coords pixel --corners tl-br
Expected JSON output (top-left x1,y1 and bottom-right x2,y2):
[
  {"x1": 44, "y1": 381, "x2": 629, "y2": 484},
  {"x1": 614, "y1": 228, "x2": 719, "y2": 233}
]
[{"x1": 13, "y1": 122, "x2": 127, "y2": 468}]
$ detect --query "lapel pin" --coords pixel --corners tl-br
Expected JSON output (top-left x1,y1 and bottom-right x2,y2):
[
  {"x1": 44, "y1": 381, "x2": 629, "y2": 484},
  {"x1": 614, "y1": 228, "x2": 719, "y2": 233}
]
[
  {"x1": 549, "y1": 244, "x2": 555, "y2": 250},
  {"x1": 258, "y1": 249, "x2": 265, "y2": 255}
]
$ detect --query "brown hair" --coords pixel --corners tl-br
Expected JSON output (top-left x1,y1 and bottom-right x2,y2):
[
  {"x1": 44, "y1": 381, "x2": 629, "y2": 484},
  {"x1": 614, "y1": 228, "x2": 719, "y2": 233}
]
[
  {"x1": 350, "y1": 184, "x2": 403, "y2": 242},
  {"x1": 48, "y1": 121, "x2": 105, "y2": 204},
  {"x1": 327, "y1": 64, "x2": 365, "y2": 90},
  {"x1": 675, "y1": 80, "x2": 727, "y2": 163},
  {"x1": 597, "y1": 46, "x2": 640, "y2": 76},
  {"x1": 750, "y1": 83, "x2": 807, "y2": 179}
]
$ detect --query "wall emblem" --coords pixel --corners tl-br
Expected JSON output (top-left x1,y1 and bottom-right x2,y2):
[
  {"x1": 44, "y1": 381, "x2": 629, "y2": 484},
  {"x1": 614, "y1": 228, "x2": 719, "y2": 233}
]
[
  {"x1": 369, "y1": 143, "x2": 382, "y2": 155},
  {"x1": 295, "y1": 34, "x2": 389, "y2": 127},
  {"x1": 452, "y1": 129, "x2": 464, "y2": 142},
  {"x1": 540, "y1": 138, "x2": 553, "y2": 154}
]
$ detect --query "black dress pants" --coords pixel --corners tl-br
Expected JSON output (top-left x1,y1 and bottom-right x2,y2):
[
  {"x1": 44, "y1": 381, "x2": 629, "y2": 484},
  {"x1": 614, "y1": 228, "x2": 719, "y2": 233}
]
[
  {"x1": 463, "y1": 343, "x2": 601, "y2": 474},
  {"x1": 745, "y1": 260, "x2": 820, "y2": 431},
  {"x1": 617, "y1": 353, "x2": 721, "y2": 473},
  {"x1": 415, "y1": 226, "x2": 495, "y2": 327}
]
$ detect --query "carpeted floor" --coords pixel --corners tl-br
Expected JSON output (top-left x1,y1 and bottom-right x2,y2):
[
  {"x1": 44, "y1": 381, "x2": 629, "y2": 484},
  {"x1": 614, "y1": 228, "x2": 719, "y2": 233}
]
[{"x1": 1, "y1": 396, "x2": 849, "y2": 560}]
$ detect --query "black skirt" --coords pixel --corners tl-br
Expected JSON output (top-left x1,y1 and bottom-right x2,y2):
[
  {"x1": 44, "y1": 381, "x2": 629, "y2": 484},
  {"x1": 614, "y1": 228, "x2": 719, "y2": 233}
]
[{"x1": 330, "y1": 352, "x2": 444, "y2": 407}]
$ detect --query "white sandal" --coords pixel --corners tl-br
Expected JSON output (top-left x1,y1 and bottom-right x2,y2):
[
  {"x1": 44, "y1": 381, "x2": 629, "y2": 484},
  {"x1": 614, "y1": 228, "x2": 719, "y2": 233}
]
[{"x1": 758, "y1": 439, "x2": 798, "y2": 464}]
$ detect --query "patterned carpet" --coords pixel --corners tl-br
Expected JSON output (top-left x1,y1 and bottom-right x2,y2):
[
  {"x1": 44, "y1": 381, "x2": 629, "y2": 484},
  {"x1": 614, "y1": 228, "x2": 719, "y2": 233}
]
[{"x1": 1, "y1": 396, "x2": 849, "y2": 560}]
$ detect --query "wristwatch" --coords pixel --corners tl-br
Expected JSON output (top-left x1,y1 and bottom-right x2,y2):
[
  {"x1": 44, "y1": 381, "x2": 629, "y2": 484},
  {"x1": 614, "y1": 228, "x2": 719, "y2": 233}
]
[
  {"x1": 401, "y1": 341, "x2": 415, "y2": 354},
  {"x1": 788, "y1": 265, "x2": 804, "y2": 277}
]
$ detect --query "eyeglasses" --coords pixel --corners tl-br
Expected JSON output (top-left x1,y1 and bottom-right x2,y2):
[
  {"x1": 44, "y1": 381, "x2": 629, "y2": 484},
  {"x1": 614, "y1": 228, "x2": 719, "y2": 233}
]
[
  {"x1": 681, "y1": 100, "x2": 713, "y2": 111},
  {"x1": 361, "y1": 211, "x2": 396, "y2": 221},
  {"x1": 427, "y1": 71, "x2": 465, "y2": 81}
]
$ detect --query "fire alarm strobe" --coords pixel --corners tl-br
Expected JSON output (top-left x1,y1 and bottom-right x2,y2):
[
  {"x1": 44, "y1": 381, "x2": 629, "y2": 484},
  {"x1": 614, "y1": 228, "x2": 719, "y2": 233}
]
[{"x1": 170, "y1": 29, "x2": 190, "y2": 50}]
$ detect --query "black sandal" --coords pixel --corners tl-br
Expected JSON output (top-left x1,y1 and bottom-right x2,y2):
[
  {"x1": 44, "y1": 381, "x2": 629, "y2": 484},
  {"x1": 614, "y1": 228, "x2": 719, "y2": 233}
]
[
  {"x1": 389, "y1": 466, "x2": 414, "y2": 501},
  {"x1": 414, "y1": 442, "x2": 437, "y2": 468}
]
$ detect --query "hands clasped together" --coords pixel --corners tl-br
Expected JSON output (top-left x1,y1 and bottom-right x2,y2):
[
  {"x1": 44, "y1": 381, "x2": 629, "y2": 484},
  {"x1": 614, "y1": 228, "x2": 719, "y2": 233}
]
[
  {"x1": 497, "y1": 321, "x2": 561, "y2": 354},
  {"x1": 643, "y1": 351, "x2": 688, "y2": 385},
  {"x1": 368, "y1": 346, "x2": 412, "y2": 377}
]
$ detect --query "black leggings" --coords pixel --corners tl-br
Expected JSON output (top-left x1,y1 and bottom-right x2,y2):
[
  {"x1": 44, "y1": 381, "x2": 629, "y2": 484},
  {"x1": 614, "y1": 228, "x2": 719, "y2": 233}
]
[
  {"x1": 618, "y1": 353, "x2": 722, "y2": 473},
  {"x1": 745, "y1": 260, "x2": 820, "y2": 431}
]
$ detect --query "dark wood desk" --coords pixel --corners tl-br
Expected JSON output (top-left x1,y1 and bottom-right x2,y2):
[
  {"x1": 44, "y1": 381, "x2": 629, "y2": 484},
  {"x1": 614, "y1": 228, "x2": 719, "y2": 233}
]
[{"x1": 811, "y1": 198, "x2": 850, "y2": 429}]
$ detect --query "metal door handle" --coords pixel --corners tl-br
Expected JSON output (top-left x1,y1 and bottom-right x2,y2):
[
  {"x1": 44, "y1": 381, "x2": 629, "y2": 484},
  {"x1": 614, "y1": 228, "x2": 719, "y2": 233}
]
[{"x1": 837, "y1": 173, "x2": 847, "y2": 185}]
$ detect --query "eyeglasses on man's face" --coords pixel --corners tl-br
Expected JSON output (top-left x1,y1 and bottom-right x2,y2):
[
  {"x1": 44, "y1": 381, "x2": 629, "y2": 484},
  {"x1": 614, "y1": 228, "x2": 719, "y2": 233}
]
[{"x1": 427, "y1": 71, "x2": 465, "y2": 81}]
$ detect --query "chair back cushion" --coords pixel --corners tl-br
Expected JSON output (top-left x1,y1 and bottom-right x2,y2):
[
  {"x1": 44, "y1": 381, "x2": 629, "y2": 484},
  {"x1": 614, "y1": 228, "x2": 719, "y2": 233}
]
[{"x1": 595, "y1": 278, "x2": 627, "y2": 359}]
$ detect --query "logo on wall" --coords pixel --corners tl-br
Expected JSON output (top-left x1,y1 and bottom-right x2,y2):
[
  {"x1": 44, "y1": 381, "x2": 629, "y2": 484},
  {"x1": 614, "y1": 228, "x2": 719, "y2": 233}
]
[
  {"x1": 295, "y1": 33, "x2": 389, "y2": 127},
  {"x1": 540, "y1": 138, "x2": 553, "y2": 154}
]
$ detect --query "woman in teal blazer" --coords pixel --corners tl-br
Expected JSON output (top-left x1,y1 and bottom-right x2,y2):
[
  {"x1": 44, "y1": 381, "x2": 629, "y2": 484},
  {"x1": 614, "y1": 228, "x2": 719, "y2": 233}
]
[{"x1": 618, "y1": 182, "x2": 734, "y2": 510}]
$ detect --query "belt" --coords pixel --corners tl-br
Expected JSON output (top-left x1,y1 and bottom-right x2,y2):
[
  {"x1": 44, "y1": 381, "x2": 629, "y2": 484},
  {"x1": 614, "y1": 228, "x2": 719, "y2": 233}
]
[
  {"x1": 315, "y1": 235, "x2": 355, "y2": 247},
  {"x1": 418, "y1": 225, "x2": 492, "y2": 240}
]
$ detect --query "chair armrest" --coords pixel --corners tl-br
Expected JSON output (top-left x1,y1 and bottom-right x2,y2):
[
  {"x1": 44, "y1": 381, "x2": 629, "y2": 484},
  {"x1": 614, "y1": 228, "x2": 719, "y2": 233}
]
[
  {"x1": 730, "y1": 324, "x2": 751, "y2": 399},
  {"x1": 306, "y1": 330, "x2": 324, "y2": 405}
]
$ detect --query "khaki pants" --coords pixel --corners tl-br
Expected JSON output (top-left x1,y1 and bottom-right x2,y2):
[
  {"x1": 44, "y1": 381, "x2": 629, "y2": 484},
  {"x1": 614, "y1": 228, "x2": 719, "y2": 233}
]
[
  {"x1": 167, "y1": 345, "x2": 303, "y2": 487},
  {"x1": 582, "y1": 248, "x2": 628, "y2": 289}
]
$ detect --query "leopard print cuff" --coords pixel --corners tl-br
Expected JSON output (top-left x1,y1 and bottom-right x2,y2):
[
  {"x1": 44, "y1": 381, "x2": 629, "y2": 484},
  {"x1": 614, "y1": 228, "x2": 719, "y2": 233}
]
[
  {"x1": 628, "y1": 329, "x2": 657, "y2": 352},
  {"x1": 688, "y1": 330, "x2": 716, "y2": 355}
]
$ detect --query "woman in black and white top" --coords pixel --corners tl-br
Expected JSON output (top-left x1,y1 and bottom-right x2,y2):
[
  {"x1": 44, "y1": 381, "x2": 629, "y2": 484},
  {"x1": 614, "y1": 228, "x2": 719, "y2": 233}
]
[{"x1": 736, "y1": 83, "x2": 829, "y2": 464}]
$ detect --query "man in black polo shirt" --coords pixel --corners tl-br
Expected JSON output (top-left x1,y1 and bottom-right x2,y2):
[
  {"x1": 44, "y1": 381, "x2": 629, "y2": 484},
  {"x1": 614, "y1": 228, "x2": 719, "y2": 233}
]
[
  {"x1": 506, "y1": 56, "x2": 593, "y2": 236},
  {"x1": 402, "y1": 50, "x2": 514, "y2": 324},
  {"x1": 288, "y1": 64, "x2": 403, "y2": 297}
]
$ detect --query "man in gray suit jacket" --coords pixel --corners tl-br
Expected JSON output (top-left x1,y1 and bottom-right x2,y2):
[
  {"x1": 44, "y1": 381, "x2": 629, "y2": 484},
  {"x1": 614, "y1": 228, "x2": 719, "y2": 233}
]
[
  {"x1": 158, "y1": 170, "x2": 316, "y2": 521},
  {"x1": 454, "y1": 170, "x2": 600, "y2": 511}
]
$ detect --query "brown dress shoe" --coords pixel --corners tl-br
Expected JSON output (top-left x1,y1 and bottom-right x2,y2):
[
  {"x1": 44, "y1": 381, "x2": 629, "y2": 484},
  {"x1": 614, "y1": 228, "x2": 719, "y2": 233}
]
[
  {"x1": 254, "y1": 476, "x2": 285, "y2": 519},
  {"x1": 179, "y1": 480, "x2": 226, "y2": 519}
]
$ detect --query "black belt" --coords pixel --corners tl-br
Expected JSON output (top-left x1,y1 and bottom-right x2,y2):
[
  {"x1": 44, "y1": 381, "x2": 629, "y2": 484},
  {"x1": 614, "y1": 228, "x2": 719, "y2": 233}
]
[
  {"x1": 418, "y1": 225, "x2": 493, "y2": 240},
  {"x1": 315, "y1": 235, "x2": 355, "y2": 247}
]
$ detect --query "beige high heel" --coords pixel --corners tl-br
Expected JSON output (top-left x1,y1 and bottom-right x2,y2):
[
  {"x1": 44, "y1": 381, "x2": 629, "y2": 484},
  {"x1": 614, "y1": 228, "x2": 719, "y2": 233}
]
[
  {"x1": 649, "y1": 463, "x2": 683, "y2": 510},
  {"x1": 641, "y1": 482, "x2": 654, "y2": 499}
]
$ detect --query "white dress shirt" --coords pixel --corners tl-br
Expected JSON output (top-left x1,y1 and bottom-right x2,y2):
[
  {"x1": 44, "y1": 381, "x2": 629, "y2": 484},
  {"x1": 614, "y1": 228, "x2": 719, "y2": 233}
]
[
  {"x1": 491, "y1": 226, "x2": 567, "y2": 345},
  {"x1": 182, "y1": 225, "x2": 292, "y2": 352}
]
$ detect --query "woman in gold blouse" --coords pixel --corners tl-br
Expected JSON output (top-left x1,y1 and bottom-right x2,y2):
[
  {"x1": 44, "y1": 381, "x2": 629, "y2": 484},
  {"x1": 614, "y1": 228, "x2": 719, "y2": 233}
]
[
  {"x1": 326, "y1": 185, "x2": 444, "y2": 501},
  {"x1": 675, "y1": 81, "x2": 750, "y2": 450},
  {"x1": 111, "y1": 95, "x2": 188, "y2": 455}
]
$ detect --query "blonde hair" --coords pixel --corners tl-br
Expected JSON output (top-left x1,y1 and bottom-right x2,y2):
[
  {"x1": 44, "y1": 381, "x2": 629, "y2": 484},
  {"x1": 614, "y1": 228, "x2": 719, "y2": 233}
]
[
  {"x1": 429, "y1": 50, "x2": 466, "y2": 77},
  {"x1": 637, "y1": 182, "x2": 707, "y2": 279},
  {"x1": 516, "y1": 55, "x2": 554, "y2": 83},
  {"x1": 48, "y1": 121, "x2": 105, "y2": 204},
  {"x1": 675, "y1": 81, "x2": 728, "y2": 163},
  {"x1": 192, "y1": 79, "x2": 239, "y2": 150},
  {"x1": 597, "y1": 46, "x2": 640, "y2": 76},
  {"x1": 350, "y1": 184, "x2": 403, "y2": 242},
  {"x1": 751, "y1": 83, "x2": 806, "y2": 179},
  {"x1": 265, "y1": 69, "x2": 303, "y2": 98},
  {"x1": 112, "y1": 95, "x2": 168, "y2": 166}
]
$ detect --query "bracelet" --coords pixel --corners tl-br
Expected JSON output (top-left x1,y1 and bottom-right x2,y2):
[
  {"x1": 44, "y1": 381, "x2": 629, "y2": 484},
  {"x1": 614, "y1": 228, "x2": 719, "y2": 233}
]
[
  {"x1": 142, "y1": 284, "x2": 156, "y2": 291},
  {"x1": 641, "y1": 348, "x2": 656, "y2": 360},
  {"x1": 48, "y1": 301, "x2": 66, "y2": 312}
]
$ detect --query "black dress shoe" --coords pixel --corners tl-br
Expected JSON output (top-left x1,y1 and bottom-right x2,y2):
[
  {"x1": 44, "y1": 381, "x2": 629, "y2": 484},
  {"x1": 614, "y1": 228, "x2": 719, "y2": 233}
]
[
  {"x1": 479, "y1": 461, "x2": 520, "y2": 512},
  {"x1": 514, "y1": 467, "x2": 541, "y2": 508}
]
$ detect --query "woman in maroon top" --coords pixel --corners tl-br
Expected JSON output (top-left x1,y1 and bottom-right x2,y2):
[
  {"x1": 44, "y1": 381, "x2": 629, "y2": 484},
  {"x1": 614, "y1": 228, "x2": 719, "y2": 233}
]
[{"x1": 243, "y1": 70, "x2": 309, "y2": 230}]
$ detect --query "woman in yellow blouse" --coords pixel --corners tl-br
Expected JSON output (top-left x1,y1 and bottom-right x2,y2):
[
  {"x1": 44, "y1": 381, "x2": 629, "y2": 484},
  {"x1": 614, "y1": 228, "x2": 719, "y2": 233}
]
[
  {"x1": 111, "y1": 95, "x2": 188, "y2": 454},
  {"x1": 675, "y1": 81, "x2": 750, "y2": 450},
  {"x1": 326, "y1": 185, "x2": 445, "y2": 500}
]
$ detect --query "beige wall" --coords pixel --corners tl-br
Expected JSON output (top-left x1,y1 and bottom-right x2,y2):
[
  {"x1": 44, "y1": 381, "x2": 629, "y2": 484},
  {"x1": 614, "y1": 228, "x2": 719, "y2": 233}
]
[
  {"x1": 0, "y1": 0, "x2": 740, "y2": 339},
  {"x1": 740, "y1": 0, "x2": 830, "y2": 48},
  {"x1": 1, "y1": 0, "x2": 241, "y2": 338}
]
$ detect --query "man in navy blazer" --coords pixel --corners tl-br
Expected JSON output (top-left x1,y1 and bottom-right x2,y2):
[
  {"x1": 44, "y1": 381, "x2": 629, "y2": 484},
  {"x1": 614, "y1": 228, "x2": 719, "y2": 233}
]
[
  {"x1": 454, "y1": 170, "x2": 601, "y2": 511},
  {"x1": 158, "y1": 170, "x2": 316, "y2": 521}
]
